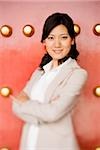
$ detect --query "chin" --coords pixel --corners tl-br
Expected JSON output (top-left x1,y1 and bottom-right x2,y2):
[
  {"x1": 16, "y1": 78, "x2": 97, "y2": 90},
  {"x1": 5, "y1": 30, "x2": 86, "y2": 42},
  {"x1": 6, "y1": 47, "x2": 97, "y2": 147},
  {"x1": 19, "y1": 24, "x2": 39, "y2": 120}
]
[{"x1": 53, "y1": 56, "x2": 65, "y2": 60}]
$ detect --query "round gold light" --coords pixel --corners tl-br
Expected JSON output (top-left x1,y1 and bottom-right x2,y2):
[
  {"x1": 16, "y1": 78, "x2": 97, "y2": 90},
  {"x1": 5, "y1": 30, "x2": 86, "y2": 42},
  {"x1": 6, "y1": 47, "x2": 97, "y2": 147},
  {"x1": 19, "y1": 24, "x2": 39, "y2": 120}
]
[
  {"x1": 0, "y1": 87, "x2": 12, "y2": 97},
  {"x1": 96, "y1": 147, "x2": 100, "y2": 150},
  {"x1": 93, "y1": 86, "x2": 100, "y2": 97},
  {"x1": 0, "y1": 25, "x2": 12, "y2": 37},
  {"x1": 93, "y1": 24, "x2": 100, "y2": 36},
  {"x1": 0, "y1": 147, "x2": 9, "y2": 150},
  {"x1": 23, "y1": 24, "x2": 35, "y2": 37},
  {"x1": 74, "y1": 24, "x2": 80, "y2": 36}
]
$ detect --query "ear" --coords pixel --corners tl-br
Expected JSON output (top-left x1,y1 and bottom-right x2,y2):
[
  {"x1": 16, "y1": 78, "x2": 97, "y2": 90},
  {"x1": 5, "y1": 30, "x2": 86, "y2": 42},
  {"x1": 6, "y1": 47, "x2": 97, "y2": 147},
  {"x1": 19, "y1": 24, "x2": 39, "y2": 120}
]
[
  {"x1": 42, "y1": 41, "x2": 46, "y2": 50},
  {"x1": 71, "y1": 39, "x2": 75, "y2": 45},
  {"x1": 42, "y1": 40, "x2": 46, "y2": 45}
]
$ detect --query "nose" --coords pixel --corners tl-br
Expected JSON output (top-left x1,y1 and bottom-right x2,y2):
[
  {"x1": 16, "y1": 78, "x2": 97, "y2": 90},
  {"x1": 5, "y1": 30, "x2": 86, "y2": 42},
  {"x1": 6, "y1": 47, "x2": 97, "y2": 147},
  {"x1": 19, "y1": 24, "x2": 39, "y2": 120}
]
[{"x1": 54, "y1": 38, "x2": 61, "y2": 47}]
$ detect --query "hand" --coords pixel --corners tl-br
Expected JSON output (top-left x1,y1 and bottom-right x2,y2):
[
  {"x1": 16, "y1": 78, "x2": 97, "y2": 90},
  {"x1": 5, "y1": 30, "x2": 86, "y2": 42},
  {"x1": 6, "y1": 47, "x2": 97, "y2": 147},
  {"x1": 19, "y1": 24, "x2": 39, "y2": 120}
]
[
  {"x1": 51, "y1": 95, "x2": 60, "y2": 102},
  {"x1": 10, "y1": 91, "x2": 29, "y2": 103}
]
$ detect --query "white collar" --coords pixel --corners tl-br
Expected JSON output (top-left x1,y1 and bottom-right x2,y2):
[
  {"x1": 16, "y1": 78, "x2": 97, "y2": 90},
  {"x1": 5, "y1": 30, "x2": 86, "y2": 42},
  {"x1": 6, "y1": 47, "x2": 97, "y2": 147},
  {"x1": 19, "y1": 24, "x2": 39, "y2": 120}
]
[{"x1": 43, "y1": 57, "x2": 73, "y2": 73}]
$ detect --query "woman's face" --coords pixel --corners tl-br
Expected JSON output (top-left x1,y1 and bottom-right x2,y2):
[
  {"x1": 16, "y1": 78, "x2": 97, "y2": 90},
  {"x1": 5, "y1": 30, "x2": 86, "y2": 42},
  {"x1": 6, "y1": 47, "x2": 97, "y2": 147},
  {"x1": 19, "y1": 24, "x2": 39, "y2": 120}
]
[{"x1": 44, "y1": 24, "x2": 74, "y2": 61}]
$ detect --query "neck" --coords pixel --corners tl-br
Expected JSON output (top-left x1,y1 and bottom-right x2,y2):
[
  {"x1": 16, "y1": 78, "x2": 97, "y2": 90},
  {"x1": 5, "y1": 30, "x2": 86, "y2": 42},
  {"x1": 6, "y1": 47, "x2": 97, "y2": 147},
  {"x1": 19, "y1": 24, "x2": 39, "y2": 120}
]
[{"x1": 52, "y1": 59, "x2": 59, "y2": 69}]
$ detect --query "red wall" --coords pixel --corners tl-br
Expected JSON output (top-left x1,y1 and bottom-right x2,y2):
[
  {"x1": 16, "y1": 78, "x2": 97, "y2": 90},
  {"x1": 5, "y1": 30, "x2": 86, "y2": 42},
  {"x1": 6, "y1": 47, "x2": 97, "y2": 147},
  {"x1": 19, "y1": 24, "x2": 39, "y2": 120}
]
[{"x1": 0, "y1": 1, "x2": 100, "y2": 150}]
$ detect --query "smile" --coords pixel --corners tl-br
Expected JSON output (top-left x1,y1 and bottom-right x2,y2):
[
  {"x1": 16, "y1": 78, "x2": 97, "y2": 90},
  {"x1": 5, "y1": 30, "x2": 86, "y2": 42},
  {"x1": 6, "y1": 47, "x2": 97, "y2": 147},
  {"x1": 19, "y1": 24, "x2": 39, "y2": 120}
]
[{"x1": 53, "y1": 49, "x2": 63, "y2": 54}]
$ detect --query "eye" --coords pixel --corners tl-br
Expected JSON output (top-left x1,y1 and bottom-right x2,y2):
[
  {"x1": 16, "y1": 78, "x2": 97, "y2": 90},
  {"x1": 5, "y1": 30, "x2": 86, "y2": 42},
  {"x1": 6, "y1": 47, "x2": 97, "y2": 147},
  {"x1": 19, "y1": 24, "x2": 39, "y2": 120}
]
[
  {"x1": 47, "y1": 36, "x2": 54, "y2": 40},
  {"x1": 61, "y1": 36, "x2": 68, "y2": 39}
]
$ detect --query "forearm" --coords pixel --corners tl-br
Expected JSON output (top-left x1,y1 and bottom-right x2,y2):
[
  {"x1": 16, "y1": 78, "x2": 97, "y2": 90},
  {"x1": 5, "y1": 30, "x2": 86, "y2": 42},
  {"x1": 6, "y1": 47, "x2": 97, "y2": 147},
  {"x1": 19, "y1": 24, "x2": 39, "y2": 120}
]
[
  {"x1": 12, "y1": 100, "x2": 44, "y2": 125},
  {"x1": 12, "y1": 94, "x2": 78, "y2": 123},
  {"x1": 12, "y1": 68, "x2": 88, "y2": 123}
]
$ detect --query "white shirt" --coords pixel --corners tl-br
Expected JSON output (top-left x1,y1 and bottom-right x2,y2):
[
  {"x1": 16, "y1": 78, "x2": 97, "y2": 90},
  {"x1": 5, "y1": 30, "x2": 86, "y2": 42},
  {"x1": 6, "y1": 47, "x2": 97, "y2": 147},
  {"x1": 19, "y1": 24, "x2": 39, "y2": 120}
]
[
  {"x1": 26, "y1": 58, "x2": 72, "y2": 149},
  {"x1": 26, "y1": 61, "x2": 59, "y2": 149}
]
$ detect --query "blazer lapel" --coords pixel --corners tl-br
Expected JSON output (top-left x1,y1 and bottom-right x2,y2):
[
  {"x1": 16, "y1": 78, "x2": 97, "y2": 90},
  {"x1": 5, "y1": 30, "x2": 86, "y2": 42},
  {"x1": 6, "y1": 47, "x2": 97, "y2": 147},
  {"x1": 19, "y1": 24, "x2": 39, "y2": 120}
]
[
  {"x1": 25, "y1": 69, "x2": 44, "y2": 95},
  {"x1": 45, "y1": 58, "x2": 78, "y2": 103}
]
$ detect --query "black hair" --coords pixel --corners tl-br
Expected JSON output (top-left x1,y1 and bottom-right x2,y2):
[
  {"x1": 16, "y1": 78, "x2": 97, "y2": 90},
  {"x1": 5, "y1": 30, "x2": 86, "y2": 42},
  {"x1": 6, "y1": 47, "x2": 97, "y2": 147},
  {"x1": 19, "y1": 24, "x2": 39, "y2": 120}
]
[{"x1": 39, "y1": 12, "x2": 79, "y2": 70}]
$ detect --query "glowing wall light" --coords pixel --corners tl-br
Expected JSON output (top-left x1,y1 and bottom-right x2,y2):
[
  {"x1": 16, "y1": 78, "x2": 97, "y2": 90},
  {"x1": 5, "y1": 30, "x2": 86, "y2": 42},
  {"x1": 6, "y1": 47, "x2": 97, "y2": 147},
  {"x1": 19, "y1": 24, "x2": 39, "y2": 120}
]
[
  {"x1": 0, "y1": 87, "x2": 12, "y2": 97},
  {"x1": 96, "y1": 147, "x2": 100, "y2": 150},
  {"x1": 0, "y1": 25, "x2": 12, "y2": 37},
  {"x1": 0, "y1": 147, "x2": 10, "y2": 150},
  {"x1": 93, "y1": 24, "x2": 100, "y2": 36},
  {"x1": 23, "y1": 24, "x2": 35, "y2": 37},
  {"x1": 74, "y1": 24, "x2": 80, "y2": 36},
  {"x1": 93, "y1": 86, "x2": 100, "y2": 97}
]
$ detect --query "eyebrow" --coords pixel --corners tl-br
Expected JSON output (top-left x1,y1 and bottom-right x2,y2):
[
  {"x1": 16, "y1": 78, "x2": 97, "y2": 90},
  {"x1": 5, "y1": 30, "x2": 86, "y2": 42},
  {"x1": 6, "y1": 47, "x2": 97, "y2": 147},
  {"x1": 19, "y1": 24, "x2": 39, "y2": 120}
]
[{"x1": 49, "y1": 33, "x2": 69, "y2": 36}]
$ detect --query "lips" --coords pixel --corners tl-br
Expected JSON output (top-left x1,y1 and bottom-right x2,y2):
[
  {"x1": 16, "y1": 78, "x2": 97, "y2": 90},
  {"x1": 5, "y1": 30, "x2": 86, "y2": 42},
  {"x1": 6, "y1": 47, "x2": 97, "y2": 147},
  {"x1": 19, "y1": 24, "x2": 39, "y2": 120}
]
[{"x1": 53, "y1": 49, "x2": 63, "y2": 54}]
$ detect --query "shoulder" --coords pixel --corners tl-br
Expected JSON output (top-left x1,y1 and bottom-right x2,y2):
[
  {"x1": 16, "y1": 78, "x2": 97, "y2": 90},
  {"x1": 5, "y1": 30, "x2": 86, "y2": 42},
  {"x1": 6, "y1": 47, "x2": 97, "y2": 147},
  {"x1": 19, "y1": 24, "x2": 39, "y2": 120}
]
[
  {"x1": 74, "y1": 68, "x2": 88, "y2": 79},
  {"x1": 29, "y1": 67, "x2": 43, "y2": 79},
  {"x1": 68, "y1": 60, "x2": 88, "y2": 84},
  {"x1": 70, "y1": 68, "x2": 88, "y2": 86},
  {"x1": 72, "y1": 59, "x2": 88, "y2": 78}
]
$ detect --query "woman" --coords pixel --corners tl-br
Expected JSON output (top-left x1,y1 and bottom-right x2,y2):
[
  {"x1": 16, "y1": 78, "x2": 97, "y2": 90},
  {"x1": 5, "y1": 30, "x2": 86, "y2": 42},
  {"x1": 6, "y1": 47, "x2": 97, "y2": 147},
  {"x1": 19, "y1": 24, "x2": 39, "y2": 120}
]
[{"x1": 11, "y1": 12, "x2": 88, "y2": 150}]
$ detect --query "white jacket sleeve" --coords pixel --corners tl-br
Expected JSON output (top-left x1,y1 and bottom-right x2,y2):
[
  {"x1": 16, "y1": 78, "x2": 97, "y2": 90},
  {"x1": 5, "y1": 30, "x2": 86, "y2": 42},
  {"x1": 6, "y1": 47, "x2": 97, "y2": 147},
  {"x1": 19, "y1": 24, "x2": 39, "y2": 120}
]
[
  {"x1": 12, "y1": 69, "x2": 44, "y2": 125},
  {"x1": 12, "y1": 101, "x2": 43, "y2": 125},
  {"x1": 13, "y1": 69, "x2": 88, "y2": 123}
]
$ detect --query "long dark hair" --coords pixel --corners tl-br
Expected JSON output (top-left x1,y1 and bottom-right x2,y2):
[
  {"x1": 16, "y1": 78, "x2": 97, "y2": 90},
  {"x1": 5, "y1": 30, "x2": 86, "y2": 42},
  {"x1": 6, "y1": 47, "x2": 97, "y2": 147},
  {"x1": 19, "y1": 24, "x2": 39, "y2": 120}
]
[{"x1": 39, "y1": 12, "x2": 79, "y2": 70}]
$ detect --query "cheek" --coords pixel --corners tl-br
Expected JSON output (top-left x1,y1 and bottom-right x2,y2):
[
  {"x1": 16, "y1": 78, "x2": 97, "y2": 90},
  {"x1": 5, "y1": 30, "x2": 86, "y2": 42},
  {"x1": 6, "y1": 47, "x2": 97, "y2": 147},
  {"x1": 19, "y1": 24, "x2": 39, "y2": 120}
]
[
  {"x1": 46, "y1": 42, "x2": 53, "y2": 48},
  {"x1": 46, "y1": 44, "x2": 53, "y2": 53},
  {"x1": 45, "y1": 47, "x2": 52, "y2": 55},
  {"x1": 63, "y1": 45, "x2": 71, "y2": 55},
  {"x1": 63, "y1": 44, "x2": 71, "y2": 51},
  {"x1": 62, "y1": 40, "x2": 72, "y2": 47}
]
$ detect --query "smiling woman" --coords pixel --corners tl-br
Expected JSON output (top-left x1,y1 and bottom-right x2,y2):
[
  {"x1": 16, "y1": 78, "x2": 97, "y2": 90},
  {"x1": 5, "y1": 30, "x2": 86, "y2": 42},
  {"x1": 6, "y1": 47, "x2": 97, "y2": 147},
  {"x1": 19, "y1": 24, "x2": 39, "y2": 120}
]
[
  {"x1": 44, "y1": 24, "x2": 74, "y2": 65},
  {"x1": 11, "y1": 12, "x2": 88, "y2": 150}
]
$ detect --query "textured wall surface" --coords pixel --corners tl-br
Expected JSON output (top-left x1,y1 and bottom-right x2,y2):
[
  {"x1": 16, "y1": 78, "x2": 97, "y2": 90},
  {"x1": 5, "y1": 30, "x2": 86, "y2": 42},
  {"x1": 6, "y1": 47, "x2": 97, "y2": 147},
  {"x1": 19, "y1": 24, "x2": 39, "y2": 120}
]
[{"x1": 0, "y1": 1, "x2": 100, "y2": 150}]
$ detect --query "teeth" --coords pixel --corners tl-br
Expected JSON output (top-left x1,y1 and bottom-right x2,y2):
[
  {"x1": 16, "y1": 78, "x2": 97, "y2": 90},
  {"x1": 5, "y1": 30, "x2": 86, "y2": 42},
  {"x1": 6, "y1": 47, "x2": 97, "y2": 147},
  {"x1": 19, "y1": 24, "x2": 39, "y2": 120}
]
[{"x1": 53, "y1": 50, "x2": 62, "y2": 54}]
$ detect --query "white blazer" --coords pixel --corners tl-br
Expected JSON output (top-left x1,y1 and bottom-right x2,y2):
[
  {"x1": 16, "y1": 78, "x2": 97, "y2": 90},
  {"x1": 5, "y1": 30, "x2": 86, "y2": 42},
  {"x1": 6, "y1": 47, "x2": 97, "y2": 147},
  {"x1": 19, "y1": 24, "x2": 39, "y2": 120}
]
[{"x1": 12, "y1": 58, "x2": 88, "y2": 150}]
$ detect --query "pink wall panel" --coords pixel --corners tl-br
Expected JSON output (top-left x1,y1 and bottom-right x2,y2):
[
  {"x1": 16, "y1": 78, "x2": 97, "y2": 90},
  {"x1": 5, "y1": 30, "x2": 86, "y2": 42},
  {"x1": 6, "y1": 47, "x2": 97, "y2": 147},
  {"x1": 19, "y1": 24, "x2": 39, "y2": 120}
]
[
  {"x1": 0, "y1": 44, "x2": 44, "y2": 150},
  {"x1": 0, "y1": 1, "x2": 100, "y2": 150}
]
